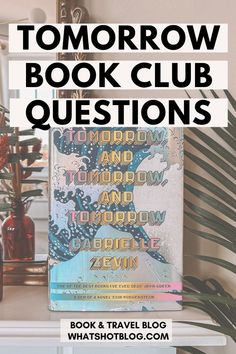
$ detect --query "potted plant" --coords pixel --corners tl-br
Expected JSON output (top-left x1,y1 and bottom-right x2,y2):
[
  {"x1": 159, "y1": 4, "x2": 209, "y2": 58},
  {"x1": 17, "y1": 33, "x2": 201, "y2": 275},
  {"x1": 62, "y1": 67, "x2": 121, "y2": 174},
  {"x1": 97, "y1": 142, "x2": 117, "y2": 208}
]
[
  {"x1": 0, "y1": 104, "x2": 44, "y2": 261},
  {"x1": 178, "y1": 90, "x2": 236, "y2": 353}
]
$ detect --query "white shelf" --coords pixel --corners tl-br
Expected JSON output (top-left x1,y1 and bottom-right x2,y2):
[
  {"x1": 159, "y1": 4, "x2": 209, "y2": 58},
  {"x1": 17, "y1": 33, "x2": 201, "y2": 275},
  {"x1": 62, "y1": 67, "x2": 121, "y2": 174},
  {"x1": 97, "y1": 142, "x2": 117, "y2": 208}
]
[{"x1": 0, "y1": 286, "x2": 227, "y2": 348}]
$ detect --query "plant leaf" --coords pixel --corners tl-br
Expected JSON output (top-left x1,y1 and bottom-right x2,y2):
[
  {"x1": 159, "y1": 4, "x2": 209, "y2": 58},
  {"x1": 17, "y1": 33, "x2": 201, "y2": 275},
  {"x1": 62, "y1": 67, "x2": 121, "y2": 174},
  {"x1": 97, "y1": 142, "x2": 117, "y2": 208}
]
[
  {"x1": 226, "y1": 128, "x2": 236, "y2": 141},
  {"x1": 182, "y1": 292, "x2": 236, "y2": 307},
  {"x1": 189, "y1": 129, "x2": 236, "y2": 168},
  {"x1": 175, "y1": 346, "x2": 206, "y2": 354},
  {"x1": 224, "y1": 89, "x2": 236, "y2": 114},
  {"x1": 0, "y1": 172, "x2": 14, "y2": 180},
  {"x1": 184, "y1": 276, "x2": 232, "y2": 299},
  {"x1": 185, "y1": 151, "x2": 236, "y2": 194},
  {"x1": 0, "y1": 203, "x2": 13, "y2": 212},
  {"x1": 185, "y1": 227, "x2": 236, "y2": 253},
  {"x1": 193, "y1": 255, "x2": 236, "y2": 274},
  {"x1": 7, "y1": 154, "x2": 20, "y2": 163},
  {"x1": 22, "y1": 166, "x2": 44, "y2": 173},
  {"x1": 181, "y1": 301, "x2": 233, "y2": 328},
  {"x1": 20, "y1": 152, "x2": 42, "y2": 160},
  {"x1": 227, "y1": 111, "x2": 236, "y2": 129},
  {"x1": 185, "y1": 183, "x2": 236, "y2": 221},
  {"x1": 21, "y1": 179, "x2": 45, "y2": 184},
  {"x1": 183, "y1": 277, "x2": 236, "y2": 328},
  {"x1": 211, "y1": 90, "x2": 236, "y2": 128},
  {"x1": 19, "y1": 129, "x2": 35, "y2": 136},
  {"x1": 8, "y1": 136, "x2": 18, "y2": 145},
  {"x1": 19, "y1": 138, "x2": 41, "y2": 146},
  {"x1": 184, "y1": 276, "x2": 235, "y2": 327},
  {"x1": 199, "y1": 89, "x2": 207, "y2": 98},
  {"x1": 185, "y1": 212, "x2": 235, "y2": 243},
  {"x1": 213, "y1": 126, "x2": 236, "y2": 147},
  {"x1": 185, "y1": 201, "x2": 236, "y2": 242},
  {"x1": 205, "y1": 279, "x2": 234, "y2": 300},
  {"x1": 205, "y1": 278, "x2": 236, "y2": 325},
  {"x1": 176, "y1": 321, "x2": 236, "y2": 342},
  {"x1": 185, "y1": 169, "x2": 236, "y2": 209},
  {"x1": 0, "y1": 127, "x2": 14, "y2": 134},
  {"x1": 184, "y1": 90, "x2": 236, "y2": 343},
  {"x1": 21, "y1": 189, "x2": 43, "y2": 198}
]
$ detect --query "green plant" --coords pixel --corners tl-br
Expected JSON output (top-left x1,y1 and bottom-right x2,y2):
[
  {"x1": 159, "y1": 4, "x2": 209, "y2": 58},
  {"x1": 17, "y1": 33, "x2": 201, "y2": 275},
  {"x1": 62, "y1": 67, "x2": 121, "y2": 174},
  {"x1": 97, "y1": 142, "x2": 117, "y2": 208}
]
[
  {"x1": 0, "y1": 104, "x2": 44, "y2": 219},
  {"x1": 178, "y1": 90, "x2": 236, "y2": 353}
]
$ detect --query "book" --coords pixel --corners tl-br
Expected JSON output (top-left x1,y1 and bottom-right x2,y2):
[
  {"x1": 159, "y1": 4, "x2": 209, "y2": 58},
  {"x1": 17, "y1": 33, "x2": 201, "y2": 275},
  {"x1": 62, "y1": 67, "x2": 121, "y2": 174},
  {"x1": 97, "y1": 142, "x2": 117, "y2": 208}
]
[{"x1": 49, "y1": 128, "x2": 183, "y2": 311}]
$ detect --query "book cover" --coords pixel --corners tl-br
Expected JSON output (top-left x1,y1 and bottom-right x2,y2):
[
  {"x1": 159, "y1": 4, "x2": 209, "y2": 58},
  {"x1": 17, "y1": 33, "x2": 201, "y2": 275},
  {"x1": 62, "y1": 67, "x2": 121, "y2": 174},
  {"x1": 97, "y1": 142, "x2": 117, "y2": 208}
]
[{"x1": 49, "y1": 128, "x2": 183, "y2": 311}]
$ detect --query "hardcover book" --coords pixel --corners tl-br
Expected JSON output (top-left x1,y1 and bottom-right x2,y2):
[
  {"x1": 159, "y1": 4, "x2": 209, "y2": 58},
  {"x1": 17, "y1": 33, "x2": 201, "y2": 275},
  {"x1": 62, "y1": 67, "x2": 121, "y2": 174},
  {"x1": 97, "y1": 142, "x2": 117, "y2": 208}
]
[{"x1": 49, "y1": 128, "x2": 183, "y2": 311}]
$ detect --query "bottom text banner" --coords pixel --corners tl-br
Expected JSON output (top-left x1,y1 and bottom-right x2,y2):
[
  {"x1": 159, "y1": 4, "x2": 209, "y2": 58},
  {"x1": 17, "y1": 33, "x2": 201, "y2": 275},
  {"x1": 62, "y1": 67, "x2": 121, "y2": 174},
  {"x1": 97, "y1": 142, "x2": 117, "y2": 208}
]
[{"x1": 60, "y1": 319, "x2": 172, "y2": 343}]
